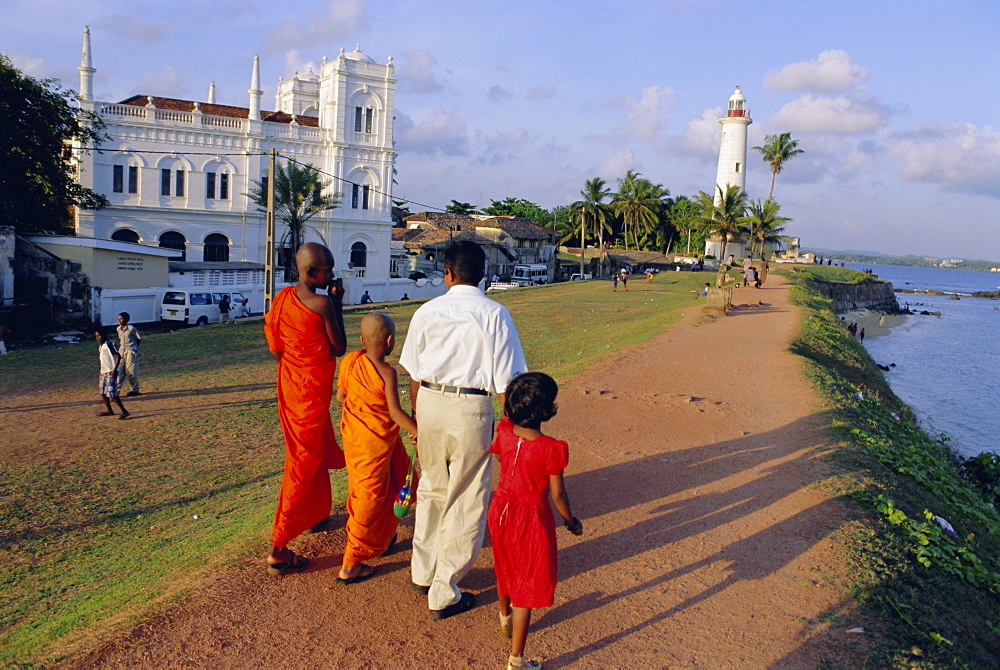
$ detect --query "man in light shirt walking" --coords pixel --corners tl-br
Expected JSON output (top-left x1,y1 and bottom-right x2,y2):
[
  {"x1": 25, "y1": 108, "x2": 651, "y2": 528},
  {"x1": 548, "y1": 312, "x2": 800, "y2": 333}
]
[{"x1": 399, "y1": 241, "x2": 528, "y2": 620}]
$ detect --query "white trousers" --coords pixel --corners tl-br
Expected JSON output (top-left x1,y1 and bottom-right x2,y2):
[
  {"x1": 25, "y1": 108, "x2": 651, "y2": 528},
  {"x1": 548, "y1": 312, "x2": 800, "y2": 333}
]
[
  {"x1": 411, "y1": 387, "x2": 494, "y2": 610},
  {"x1": 117, "y1": 350, "x2": 140, "y2": 393}
]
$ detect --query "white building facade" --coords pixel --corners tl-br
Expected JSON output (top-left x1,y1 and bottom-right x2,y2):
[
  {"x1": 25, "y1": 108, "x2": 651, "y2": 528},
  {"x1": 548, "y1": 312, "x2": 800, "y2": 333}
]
[{"x1": 73, "y1": 28, "x2": 397, "y2": 288}]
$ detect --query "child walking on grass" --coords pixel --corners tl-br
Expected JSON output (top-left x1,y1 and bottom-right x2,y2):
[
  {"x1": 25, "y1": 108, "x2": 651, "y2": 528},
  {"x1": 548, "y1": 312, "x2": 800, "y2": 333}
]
[
  {"x1": 95, "y1": 330, "x2": 129, "y2": 420},
  {"x1": 488, "y1": 372, "x2": 583, "y2": 670}
]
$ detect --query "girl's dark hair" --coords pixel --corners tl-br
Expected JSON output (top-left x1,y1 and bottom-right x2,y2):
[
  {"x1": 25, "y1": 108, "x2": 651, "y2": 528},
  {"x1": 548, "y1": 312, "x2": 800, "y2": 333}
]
[{"x1": 504, "y1": 372, "x2": 558, "y2": 429}]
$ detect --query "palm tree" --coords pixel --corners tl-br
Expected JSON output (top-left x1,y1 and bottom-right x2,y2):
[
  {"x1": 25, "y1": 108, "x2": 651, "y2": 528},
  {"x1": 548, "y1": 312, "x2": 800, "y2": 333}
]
[
  {"x1": 569, "y1": 177, "x2": 614, "y2": 275},
  {"x1": 445, "y1": 200, "x2": 477, "y2": 214},
  {"x1": 696, "y1": 184, "x2": 750, "y2": 265},
  {"x1": 752, "y1": 132, "x2": 804, "y2": 201},
  {"x1": 745, "y1": 199, "x2": 791, "y2": 261},
  {"x1": 613, "y1": 170, "x2": 665, "y2": 251},
  {"x1": 248, "y1": 160, "x2": 341, "y2": 280}
]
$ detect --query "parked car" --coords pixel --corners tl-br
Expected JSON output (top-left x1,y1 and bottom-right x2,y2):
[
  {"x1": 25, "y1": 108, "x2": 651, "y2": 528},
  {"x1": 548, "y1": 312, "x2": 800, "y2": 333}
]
[
  {"x1": 569, "y1": 273, "x2": 593, "y2": 281},
  {"x1": 161, "y1": 290, "x2": 248, "y2": 325}
]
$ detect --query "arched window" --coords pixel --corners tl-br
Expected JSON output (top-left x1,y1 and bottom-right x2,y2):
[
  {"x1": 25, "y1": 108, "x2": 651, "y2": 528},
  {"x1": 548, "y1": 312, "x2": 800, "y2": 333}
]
[
  {"x1": 204, "y1": 233, "x2": 230, "y2": 262},
  {"x1": 350, "y1": 242, "x2": 367, "y2": 269},
  {"x1": 111, "y1": 229, "x2": 140, "y2": 243},
  {"x1": 159, "y1": 231, "x2": 186, "y2": 261}
]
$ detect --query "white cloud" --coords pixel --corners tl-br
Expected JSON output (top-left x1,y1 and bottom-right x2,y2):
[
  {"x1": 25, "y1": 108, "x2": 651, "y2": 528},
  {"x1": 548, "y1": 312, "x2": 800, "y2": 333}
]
[
  {"x1": 889, "y1": 122, "x2": 1000, "y2": 198},
  {"x1": 488, "y1": 85, "x2": 513, "y2": 103},
  {"x1": 596, "y1": 149, "x2": 638, "y2": 180},
  {"x1": 281, "y1": 50, "x2": 320, "y2": 79},
  {"x1": 139, "y1": 66, "x2": 187, "y2": 97},
  {"x1": 266, "y1": 0, "x2": 367, "y2": 52},
  {"x1": 477, "y1": 128, "x2": 530, "y2": 165},
  {"x1": 765, "y1": 50, "x2": 868, "y2": 92},
  {"x1": 675, "y1": 106, "x2": 724, "y2": 159},
  {"x1": 395, "y1": 108, "x2": 469, "y2": 156},
  {"x1": 399, "y1": 50, "x2": 444, "y2": 94},
  {"x1": 769, "y1": 92, "x2": 889, "y2": 134},
  {"x1": 488, "y1": 128, "x2": 529, "y2": 150},
  {"x1": 620, "y1": 86, "x2": 675, "y2": 143},
  {"x1": 526, "y1": 85, "x2": 556, "y2": 101}
]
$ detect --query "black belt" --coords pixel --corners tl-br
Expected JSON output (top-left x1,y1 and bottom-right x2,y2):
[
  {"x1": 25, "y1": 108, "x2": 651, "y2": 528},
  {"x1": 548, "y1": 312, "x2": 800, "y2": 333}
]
[{"x1": 420, "y1": 380, "x2": 488, "y2": 396}]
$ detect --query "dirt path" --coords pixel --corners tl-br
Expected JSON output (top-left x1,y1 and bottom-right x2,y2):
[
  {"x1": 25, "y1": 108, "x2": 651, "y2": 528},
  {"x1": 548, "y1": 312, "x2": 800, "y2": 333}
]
[{"x1": 67, "y1": 278, "x2": 859, "y2": 668}]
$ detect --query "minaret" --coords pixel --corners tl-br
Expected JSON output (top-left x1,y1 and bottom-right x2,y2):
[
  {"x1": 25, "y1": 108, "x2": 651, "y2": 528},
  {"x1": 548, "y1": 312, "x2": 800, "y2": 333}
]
[
  {"x1": 248, "y1": 55, "x2": 262, "y2": 120},
  {"x1": 78, "y1": 26, "x2": 95, "y2": 101},
  {"x1": 208, "y1": 81, "x2": 216, "y2": 105},
  {"x1": 713, "y1": 86, "x2": 752, "y2": 203}
]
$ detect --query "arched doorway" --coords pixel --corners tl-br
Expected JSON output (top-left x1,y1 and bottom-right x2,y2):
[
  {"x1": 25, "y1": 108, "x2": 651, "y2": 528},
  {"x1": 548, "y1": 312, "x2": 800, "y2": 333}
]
[
  {"x1": 111, "y1": 229, "x2": 140, "y2": 243},
  {"x1": 159, "y1": 231, "x2": 186, "y2": 261},
  {"x1": 350, "y1": 242, "x2": 367, "y2": 276},
  {"x1": 204, "y1": 233, "x2": 230, "y2": 262}
]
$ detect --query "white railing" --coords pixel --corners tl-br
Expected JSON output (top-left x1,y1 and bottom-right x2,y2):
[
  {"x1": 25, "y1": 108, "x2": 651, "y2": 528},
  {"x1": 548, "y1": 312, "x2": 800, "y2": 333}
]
[
  {"x1": 100, "y1": 104, "x2": 147, "y2": 119},
  {"x1": 155, "y1": 109, "x2": 192, "y2": 123},
  {"x1": 202, "y1": 115, "x2": 243, "y2": 129}
]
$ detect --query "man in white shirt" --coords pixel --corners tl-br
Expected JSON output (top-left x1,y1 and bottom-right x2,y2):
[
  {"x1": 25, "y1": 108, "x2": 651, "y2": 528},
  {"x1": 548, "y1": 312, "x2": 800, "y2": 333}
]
[
  {"x1": 116, "y1": 312, "x2": 142, "y2": 396},
  {"x1": 399, "y1": 241, "x2": 528, "y2": 620}
]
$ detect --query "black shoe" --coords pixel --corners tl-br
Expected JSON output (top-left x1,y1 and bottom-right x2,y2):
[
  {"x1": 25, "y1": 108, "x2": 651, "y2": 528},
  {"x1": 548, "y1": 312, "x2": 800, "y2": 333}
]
[
  {"x1": 411, "y1": 582, "x2": 430, "y2": 595},
  {"x1": 125, "y1": 390, "x2": 141, "y2": 397},
  {"x1": 430, "y1": 592, "x2": 476, "y2": 620}
]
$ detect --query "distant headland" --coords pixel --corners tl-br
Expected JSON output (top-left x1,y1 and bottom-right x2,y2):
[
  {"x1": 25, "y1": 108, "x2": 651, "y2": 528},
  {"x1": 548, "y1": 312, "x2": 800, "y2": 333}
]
[{"x1": 804, "y1": 250, "x2": 1000, "y2": 272}]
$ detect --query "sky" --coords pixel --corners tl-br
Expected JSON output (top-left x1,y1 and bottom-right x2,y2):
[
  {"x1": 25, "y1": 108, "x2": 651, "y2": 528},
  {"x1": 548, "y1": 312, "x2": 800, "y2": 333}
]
[{"x1": 3, "y1": 0, "x2": 999, "y2": 261}]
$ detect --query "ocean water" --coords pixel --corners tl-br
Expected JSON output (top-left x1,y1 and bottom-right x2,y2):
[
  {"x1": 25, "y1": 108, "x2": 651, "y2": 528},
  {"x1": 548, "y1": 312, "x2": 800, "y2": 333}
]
[{"x1": 844, "y1": 263, "x2": 1000, "y2": 458}]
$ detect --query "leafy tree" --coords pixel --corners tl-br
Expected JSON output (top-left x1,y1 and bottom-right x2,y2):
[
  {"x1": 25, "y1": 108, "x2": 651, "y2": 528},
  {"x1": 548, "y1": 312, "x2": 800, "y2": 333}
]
[
  {"x1": 696, "y1": 185, "x2": 749, "y2": 264},
  {"x1": 613, "y1": 171, "x2": 667, "y2": 251},
  {"x1": 0, "y1": 54, "x2": 109, "y2": 233},
  {"x1": 481, "y1": 197, "x2": 553, "y2": 227},
  {"x1": 745, "y1": 199, "x2": 791, "y2": 260},
  {"x1": 669, "y1": 196, "x2": 704, "y2": 256},
  {"x1": 445, "y1": 200, "x2": 477, "y2": 215},
  {"x1": 248, "y1": 160, "x2": 341, "y2": 280},
  {"x1": 752, "y1": 132, "x2": 804, "y2": 201}
]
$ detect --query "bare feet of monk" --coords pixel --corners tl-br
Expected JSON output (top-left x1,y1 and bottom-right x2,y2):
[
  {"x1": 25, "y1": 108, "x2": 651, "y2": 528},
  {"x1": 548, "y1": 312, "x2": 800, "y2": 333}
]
[
  {"x1": 266, "y1": 547, "x2": 309, "y2": 577},
  {"x1": 336, "y1": 563, "x2": 376, "y2": 585}
]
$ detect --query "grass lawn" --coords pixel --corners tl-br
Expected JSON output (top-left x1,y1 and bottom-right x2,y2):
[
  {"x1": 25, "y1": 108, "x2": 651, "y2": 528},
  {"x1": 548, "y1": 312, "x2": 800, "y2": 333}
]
[{"x1": 0, "y1": 273, "x2": 707, "y2": 665}]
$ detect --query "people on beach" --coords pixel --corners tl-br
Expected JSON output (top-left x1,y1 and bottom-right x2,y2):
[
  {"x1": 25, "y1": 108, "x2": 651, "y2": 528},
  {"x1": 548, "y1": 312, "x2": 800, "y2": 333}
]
[
  {"x1": 116, "y1": 312, "x2": 141, "y2": 396},
  {"x1": 95, "y1": 330, "x2": 129, "y2": 420},
  {"x1": 488, "y1": 372, "x2": 582, "y2": 670},
  {"x1": 399, "y1": 240, "x2": 528, "y2": 620},
  {"x1": 335, "y1": 313, "x2": 418, "y2": 585},
  {"x1": 263, "y1": 242, "x2": 348, "y2": 577},
  {"x1": 859, "y1": 327, "x2": 865, "y2": 342}
]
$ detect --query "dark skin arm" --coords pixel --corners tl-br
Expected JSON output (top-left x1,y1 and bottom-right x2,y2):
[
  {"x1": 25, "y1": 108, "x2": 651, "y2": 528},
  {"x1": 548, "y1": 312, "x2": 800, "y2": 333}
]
[
  {"x1": 550, "y1": 474, "x2": 582, "y2": 535},
  {"x1": 375, "y1": 361, "x2": 417, "y2": 437}
]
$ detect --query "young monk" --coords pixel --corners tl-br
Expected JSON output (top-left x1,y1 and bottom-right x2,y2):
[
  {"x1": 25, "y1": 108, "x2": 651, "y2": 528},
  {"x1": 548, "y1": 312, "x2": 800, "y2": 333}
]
[
  {"x1": 263, "y1": 242, "x2": 347, "y2": 576},
  {"x1": 335, "y1": 312, "x2": 418, "y2": 584}
]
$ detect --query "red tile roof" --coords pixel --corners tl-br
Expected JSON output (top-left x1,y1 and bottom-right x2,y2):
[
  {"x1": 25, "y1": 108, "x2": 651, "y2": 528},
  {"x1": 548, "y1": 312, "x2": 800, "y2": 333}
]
[{"x1": 116, "y1": 95, "x2": 320, "y2": 126}]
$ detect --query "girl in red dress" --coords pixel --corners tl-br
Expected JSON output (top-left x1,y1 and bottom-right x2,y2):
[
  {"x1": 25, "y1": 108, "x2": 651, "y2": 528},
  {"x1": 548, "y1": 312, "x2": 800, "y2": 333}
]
[{"x1": 488, "y1": 372, "x2": 583, "y2": 670}]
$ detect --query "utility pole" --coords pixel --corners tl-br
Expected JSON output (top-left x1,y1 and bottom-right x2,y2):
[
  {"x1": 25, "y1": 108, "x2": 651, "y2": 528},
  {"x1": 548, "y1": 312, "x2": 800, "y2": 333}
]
[{"x1": 264, "y1": 148, "x2": 276, "y2": 313}]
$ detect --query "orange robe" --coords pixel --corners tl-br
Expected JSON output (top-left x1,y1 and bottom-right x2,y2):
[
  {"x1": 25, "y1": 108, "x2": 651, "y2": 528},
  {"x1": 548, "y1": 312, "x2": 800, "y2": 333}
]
[
  {"x1": 338, "y1": 349, "x2": 415, "y2": 566},
  {"x1": 264, "y1": 286, "x2": 345, "y2": 547}
]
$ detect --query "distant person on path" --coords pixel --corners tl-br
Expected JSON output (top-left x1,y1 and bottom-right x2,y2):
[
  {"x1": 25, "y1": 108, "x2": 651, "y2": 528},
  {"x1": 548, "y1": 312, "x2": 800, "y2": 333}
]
[
  {"x1": 335, "y1": 313, "x2": 418, "y2": 585},
  {"x1": 399, "y1": 240, "x2": 528, "y2": 620},
  {"x1": 859, "y1": 327, "x2": 866, "y2": 342},
  {"x1": 741, "y1": 256, "x2": 752, "y2": 285},
  {"x1": 263, "y1": 242, "x2": 348, "y2": 576},
  {"x1": 758, "y1": 259, "x2": 769, "y2": 286},
  {"x1": 0, "y1": 321, "x2": 10, "y2": 354},
  {"x1": 612, "y1": 274, "x2": 619, "y2": 291},
  {"x1": 115, "y1": 312, "x2": 142, "y2": 396},
  {"x1": 488, "y1": 372, "x2": 582, "y2": 670},
  {"x1": 95, "y1": 330, "x2": 129, "y2": 420},
  {"x1": 620, "y1": 268, "x2": 629, "y2": 292},
  {"x1": 645, "y1": 269, "x2": 654, "y2": 283},
  {"x1": 747, "y1": 266, "x2": 758, "y2": 288},
  {"x1": 360, "y1": 291, "x2": 373, "y2": 305},
  {"x1": 218, "y1": 295, "x2": 231, "y2": 324}
]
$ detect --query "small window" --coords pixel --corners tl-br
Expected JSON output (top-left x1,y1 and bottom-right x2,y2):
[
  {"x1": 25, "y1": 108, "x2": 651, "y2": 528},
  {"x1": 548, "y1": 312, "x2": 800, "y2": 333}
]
[
  {"x1": 190, "y1": 293, "x2": 212, "y2": 306},
  {"x1": 365, "y1": 107, "x2": 373, "y2": 133},
  {"x1": 362, "y1": 184, "x2": 370, "y2": 210},
  {"x1": 128, "y1": 166, "x2": 137, "y2": 193},
  {"x1": 352, "y1": 184, "x2": 359, "y2": 209},
  {"x1": 159, "y1": 231, "x2": 186, "y2": 261},
  {"x1": 163, "y1": 291, "x2": 187, "y2": 305},
  {"x1": 175, "y1": 170, "x2": 185, "y2": 197},
  {"x1": 161, "y1": 168, "x2": 171, "y2": 196},
  {"x1": 350, "y1": 241, "x2": 367, "y2": 268},
  {"x1": 354, "y1": 106, "x2": 363, "y2": 132},
  {"x1": 219, "y1": 173, "x2": 229, "y2": 200},
  {"x1": 206, "y1": 172, "x2": 216, "y2": 199},
  {"x1": 735, "y1": 162, "x2": 742, "y2": 174},
  {"x1": 113, "y1": 165, "x2": 124, "y2": 193}
]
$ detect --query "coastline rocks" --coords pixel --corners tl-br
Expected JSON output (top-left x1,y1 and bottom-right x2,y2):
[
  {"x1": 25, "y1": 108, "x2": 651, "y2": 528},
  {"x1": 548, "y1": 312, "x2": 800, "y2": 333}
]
[{"x1": 813, "y1": 279, "x2": 901, "y2": 313}]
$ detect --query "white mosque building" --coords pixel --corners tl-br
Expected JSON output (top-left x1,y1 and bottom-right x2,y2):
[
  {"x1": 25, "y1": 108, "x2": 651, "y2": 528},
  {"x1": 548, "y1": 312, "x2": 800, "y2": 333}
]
[{"x1": 72, "y1": 27, "x2": 398, "y2": 293}]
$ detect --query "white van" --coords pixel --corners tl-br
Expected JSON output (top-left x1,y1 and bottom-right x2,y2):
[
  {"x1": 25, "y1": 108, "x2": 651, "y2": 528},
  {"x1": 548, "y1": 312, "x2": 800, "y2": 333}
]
[
  {"x1": 160, "y1": 290, "x2": 248, "y2": 325},
  {"x1": 510, "y1": 264, "x2": 549, "y2": 286}
]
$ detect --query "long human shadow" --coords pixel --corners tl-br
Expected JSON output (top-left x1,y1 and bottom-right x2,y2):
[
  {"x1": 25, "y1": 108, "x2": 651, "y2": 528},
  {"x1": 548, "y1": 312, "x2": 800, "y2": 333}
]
[
  {"x1": 0, "y1": 383, "x2": 273, "y2": 414},
  {"x1": 542, "y1": 499, "x2": 844, "y2": 666},
  {"x1": 531, "y1": 416, "x2": 836, "y2": 644}
]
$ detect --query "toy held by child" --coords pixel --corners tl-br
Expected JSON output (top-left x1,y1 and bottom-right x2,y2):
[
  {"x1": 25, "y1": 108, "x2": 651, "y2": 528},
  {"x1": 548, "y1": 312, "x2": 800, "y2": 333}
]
[
  {"x1": 487, "y1": 372, "x2": 582, "y2": 670},
  {"x1": 335, "y1": 312, "x2": 418, "y2": 584}
]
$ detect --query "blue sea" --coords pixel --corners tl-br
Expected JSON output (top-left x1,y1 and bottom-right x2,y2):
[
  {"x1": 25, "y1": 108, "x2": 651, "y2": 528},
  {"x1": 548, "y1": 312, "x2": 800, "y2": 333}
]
[{"x1": 844, "y1": 263, "x2": 1000, "y2": 458}]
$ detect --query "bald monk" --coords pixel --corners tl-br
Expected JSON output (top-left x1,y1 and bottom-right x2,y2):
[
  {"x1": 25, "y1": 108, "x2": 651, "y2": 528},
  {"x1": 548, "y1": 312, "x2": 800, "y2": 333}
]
[
  {"x1": 335, "y1": 313, "x2": 418, "y2": 583},
  {"x1": 263, "y1": 242, "x2": 347, "y2": 576}
]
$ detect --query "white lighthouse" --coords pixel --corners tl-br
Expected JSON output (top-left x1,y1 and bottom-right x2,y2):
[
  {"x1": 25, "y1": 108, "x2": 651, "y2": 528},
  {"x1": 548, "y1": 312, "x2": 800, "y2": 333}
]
[{"x1": 714, "y1": 86, "x2": 752, "y2": 202}]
